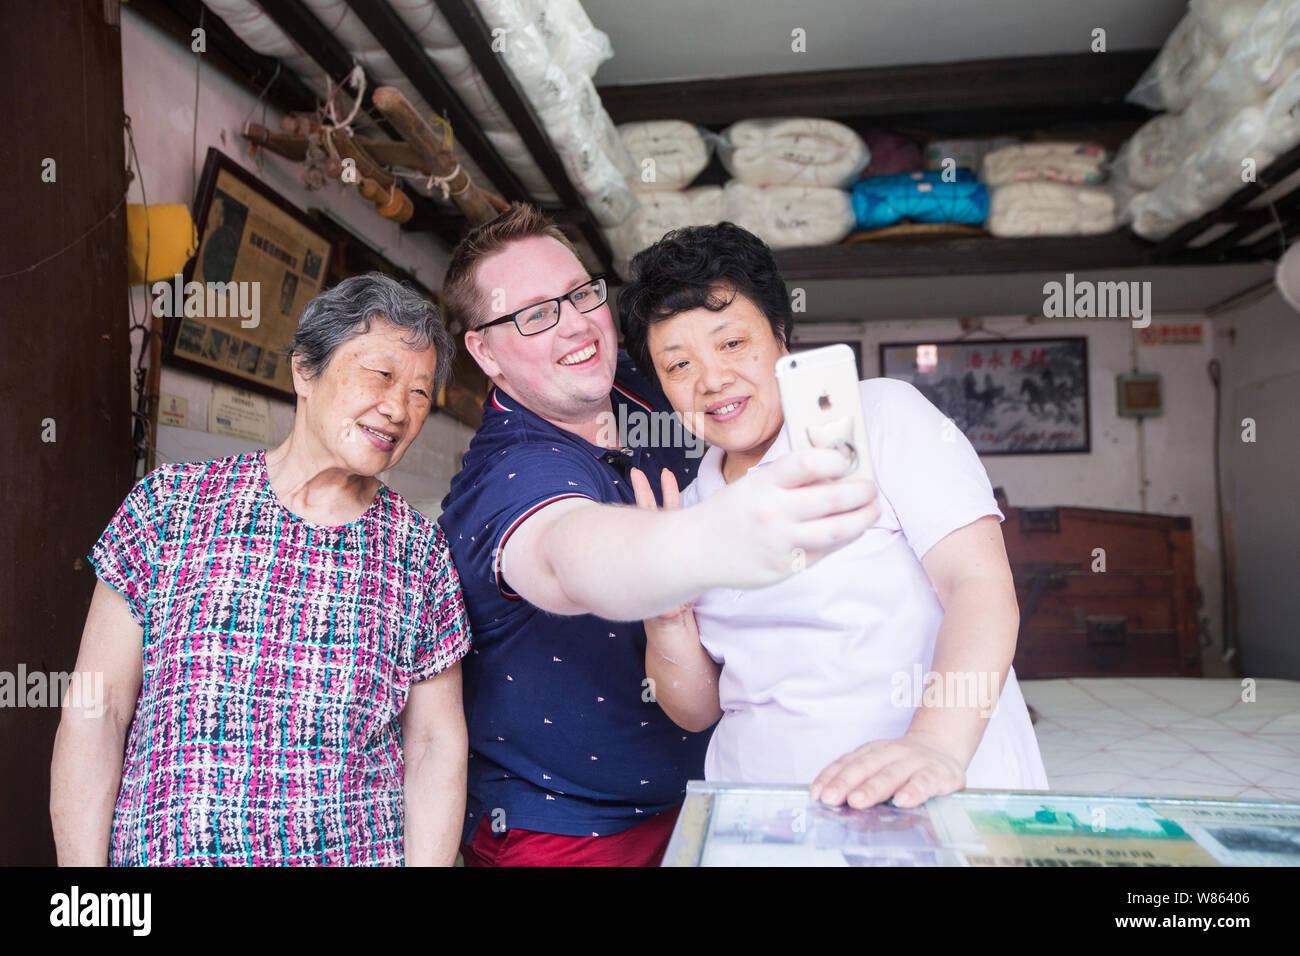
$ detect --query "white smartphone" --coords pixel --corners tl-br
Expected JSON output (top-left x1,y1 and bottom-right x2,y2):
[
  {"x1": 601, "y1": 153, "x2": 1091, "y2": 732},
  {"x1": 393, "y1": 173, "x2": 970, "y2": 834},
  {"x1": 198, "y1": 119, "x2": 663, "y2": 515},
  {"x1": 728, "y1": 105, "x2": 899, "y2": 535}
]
[{"x1": 775, "y1": 344, "x2": 873, "y2": 481}]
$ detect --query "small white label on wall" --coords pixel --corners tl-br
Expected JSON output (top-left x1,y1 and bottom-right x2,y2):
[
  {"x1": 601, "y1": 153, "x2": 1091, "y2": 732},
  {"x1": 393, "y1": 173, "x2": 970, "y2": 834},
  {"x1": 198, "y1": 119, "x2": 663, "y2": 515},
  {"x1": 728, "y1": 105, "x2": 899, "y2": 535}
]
[
  {"x1": 159, "y1": 393, "x2": 189, "y2": 429},
  {"x1": 208, "y1": 384, "x2": 272, "y2": 443}
]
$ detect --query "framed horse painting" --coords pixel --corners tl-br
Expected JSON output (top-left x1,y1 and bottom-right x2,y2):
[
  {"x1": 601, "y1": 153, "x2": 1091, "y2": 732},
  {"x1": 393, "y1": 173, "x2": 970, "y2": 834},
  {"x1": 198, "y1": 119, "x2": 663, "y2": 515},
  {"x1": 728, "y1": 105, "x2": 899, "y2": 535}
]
[{"x1": 878, "y1": 337, "x2": 1090, "y2": 455}]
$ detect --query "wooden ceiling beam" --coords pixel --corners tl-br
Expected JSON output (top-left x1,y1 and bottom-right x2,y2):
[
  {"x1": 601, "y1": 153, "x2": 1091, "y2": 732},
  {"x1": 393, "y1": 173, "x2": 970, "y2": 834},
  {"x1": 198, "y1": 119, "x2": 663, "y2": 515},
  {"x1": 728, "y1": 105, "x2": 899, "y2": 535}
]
[
  {"x1": 130, "y1": 0, "x2": 320, "y2": 115},
  {"x1": 251, "y1": 0, "x2": 473, "y2": 237},
  {"x1": 255, "y1": 0, "x2": 402, "y2": 140},
  {"x1": 136, "y1": 0, "x2": 461, "y2": 239},
  {"x1": 341, "y1": 0, "x2": 533, "y2": 203}
]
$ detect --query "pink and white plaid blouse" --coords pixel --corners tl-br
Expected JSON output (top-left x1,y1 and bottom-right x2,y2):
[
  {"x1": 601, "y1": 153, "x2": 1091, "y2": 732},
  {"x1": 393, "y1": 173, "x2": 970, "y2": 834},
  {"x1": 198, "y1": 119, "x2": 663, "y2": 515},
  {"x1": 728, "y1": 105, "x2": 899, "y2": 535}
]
[{"x1": 88, "y1": 450, "x2": 470, "y2": 866}]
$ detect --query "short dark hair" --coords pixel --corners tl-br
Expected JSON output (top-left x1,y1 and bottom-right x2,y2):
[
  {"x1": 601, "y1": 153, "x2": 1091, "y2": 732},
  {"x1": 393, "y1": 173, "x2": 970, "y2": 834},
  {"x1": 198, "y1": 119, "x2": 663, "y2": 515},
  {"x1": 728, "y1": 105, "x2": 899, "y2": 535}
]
[
  {"x1": 618, "y1": 222, "x2": 793, "y2": 382},
  {"x1": 289, "y1": 271, "x2": 454, "y2": 393},
  {"x1": 442, "y1": 202, "x2": 581, "y2": 334}
]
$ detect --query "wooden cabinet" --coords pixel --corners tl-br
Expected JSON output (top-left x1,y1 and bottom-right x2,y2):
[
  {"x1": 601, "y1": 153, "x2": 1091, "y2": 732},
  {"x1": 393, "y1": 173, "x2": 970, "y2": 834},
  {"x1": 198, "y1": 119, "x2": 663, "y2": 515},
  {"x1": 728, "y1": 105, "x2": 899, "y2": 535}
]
[{"x1": 1000, "y1": 504, "x2": 1201, "y2": 679}]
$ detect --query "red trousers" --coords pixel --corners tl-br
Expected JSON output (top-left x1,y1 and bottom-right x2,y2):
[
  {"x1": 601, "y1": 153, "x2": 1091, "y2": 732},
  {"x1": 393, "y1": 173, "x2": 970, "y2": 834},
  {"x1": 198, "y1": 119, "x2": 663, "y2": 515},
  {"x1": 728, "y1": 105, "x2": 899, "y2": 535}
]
[{"x1": 460, "y1": 806, "x2": 681, "y2": 867}]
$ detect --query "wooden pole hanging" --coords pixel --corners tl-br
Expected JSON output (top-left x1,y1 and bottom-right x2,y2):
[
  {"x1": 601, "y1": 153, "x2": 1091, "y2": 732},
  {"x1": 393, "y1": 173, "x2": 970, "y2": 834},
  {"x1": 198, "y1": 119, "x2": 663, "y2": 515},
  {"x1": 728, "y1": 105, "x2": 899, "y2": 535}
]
[{"x1": 371, "y1": 86, "x2": 503, "y2": 225}]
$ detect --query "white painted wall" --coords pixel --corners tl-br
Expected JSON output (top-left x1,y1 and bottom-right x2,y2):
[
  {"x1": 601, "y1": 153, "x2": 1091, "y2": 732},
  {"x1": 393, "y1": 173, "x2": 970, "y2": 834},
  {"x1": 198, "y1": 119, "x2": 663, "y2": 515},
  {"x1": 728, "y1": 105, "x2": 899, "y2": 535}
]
[
  {"x1": 792, "y1": 312, "x2": 1227, "y2": 674},
  {"x1": 1211, "y1": 290, "x2": 1300, "y2": 679},
  {"x1": 120, "y1": 7, "x2": 473, "y2": 516}
]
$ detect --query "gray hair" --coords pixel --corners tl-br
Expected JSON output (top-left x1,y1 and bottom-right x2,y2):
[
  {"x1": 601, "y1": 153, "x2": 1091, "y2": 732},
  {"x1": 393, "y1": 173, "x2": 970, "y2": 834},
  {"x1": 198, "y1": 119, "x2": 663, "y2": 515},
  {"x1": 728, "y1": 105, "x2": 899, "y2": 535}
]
[{"x1": 289, "y1": 272, "x2": 454, "y2": 392}]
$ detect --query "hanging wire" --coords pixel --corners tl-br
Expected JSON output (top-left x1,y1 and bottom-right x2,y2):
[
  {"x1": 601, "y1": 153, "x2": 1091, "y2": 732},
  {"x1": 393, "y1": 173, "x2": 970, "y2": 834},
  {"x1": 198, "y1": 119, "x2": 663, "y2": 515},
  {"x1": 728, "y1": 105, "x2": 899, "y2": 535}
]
[
  {"x1": 240, "y1": 61, "x2": 282, "y2": 134},
  {"x1": 240, "y1": 60, "x2": 282, "y2": 176},
  {"x1": 0, "y1": 195, "x2": 126, "y2": 281},
  {"x1": 124, "y1": 114, "x2": 158, "y2": 475},
  {"x1": 190, "y1": 5, "x2": 204, "y2": 219},
  {"x1": 1265, "y1": 197, "x2": 1287, "y2": 260}
]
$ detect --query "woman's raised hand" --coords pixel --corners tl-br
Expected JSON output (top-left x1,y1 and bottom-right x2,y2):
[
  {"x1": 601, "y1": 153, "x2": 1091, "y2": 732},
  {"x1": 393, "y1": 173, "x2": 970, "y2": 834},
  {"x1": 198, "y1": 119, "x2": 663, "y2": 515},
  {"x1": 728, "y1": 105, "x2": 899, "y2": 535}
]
[{"x1": 629, "y1": 465, "x2": 681, "y2": 511}]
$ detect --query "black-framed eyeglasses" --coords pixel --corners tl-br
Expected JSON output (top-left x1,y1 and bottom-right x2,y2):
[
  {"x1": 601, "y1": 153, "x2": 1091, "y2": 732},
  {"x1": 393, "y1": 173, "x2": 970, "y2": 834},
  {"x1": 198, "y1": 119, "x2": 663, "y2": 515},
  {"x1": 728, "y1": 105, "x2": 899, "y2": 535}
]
[{"x1": 474, "y1": 276, "x2": 609, "y2": 336}]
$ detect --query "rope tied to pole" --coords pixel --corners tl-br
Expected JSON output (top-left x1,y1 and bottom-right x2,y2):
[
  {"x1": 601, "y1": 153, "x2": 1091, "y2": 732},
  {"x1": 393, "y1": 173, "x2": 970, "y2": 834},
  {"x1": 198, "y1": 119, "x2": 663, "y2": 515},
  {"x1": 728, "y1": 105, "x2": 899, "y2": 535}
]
[{"x1": 426, "y1": 163, "x2": 463, "y2": 200}]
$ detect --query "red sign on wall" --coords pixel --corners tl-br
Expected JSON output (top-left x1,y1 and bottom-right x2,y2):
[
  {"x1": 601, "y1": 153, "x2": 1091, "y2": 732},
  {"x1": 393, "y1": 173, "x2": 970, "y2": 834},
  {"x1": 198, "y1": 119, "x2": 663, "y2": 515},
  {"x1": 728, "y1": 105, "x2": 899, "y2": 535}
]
[{"x1": 1138, "y1": 323, "x2": 1203, "y2": 346}]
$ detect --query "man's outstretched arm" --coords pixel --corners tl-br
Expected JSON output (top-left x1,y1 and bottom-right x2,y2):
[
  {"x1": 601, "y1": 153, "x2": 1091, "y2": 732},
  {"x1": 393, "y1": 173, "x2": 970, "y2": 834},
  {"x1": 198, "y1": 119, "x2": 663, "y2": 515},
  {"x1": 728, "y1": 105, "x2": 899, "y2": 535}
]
[{"x1": 500, "y1": 448, "x2": 879, "y2": 621}]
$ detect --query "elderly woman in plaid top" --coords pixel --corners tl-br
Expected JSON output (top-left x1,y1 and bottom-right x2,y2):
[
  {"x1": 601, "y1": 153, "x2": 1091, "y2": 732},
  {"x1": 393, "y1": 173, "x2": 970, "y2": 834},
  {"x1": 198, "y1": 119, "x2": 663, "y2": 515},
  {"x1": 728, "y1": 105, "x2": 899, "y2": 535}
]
[{"x1": 50, "y1": 273, "x2": 471, "y2": 866}]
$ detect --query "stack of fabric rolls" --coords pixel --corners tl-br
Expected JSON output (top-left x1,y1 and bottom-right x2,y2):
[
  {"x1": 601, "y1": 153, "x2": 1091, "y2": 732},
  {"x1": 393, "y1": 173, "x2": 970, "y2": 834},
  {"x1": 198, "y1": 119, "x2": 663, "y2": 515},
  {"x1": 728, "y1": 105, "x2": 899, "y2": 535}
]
[
  {"x1": 1131, "y1": 69, "x2": 1300, "y2": 239},
  {"x1": 715, "y1": 117, "x2": 865, "y2": 249},
  {"x1": 607, "y1": 116, "x2": 869, "y2": 277},
  {"x1": 848, "y1": 137, "x2": 1115, "y2": 237},
  {"x1": 607, "y1": 120, "x2": 720, "y2": 278},
  {"x1": 1125, "y1": 0, "x2": 1267, "y2": 115},
  {"x1": 983, "y1": 142, "x2": 1116, "y2": 237},
  {"x1": 850, "y1": 166, "x2": 989, "y2": 232},
  {"x1": 1114, "y1": 0, "x2": 1300, "y2": 239}
]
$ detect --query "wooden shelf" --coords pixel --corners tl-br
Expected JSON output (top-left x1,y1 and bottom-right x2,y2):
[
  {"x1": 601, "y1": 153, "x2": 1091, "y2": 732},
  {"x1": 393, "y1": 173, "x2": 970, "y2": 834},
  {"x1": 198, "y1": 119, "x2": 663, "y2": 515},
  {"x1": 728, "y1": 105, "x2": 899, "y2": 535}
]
[
  {"x1": 603, "y1": 53, "x2": 1300, "y2": 280},
  {"x1": 774, "y1": 231, "x2": 1155, "y2": 280}
]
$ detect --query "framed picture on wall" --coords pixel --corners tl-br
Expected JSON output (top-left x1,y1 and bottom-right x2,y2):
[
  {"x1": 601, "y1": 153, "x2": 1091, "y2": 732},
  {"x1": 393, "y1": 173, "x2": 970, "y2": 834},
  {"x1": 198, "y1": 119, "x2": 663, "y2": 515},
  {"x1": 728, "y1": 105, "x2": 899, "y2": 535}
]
[
  {"x1": 162, "y1": 147, "x2": 334, "y2": 402},
  {"x1": 878, "y1": 337, "x2": 1090, "y2": 454}
]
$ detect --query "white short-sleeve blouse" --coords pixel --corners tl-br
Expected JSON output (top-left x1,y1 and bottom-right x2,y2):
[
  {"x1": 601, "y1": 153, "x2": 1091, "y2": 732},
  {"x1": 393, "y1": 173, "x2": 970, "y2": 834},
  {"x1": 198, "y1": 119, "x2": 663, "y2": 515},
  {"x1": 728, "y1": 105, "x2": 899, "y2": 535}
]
[{"x1": 680, "y1": 378, "x2": 1050, "y2": 790}]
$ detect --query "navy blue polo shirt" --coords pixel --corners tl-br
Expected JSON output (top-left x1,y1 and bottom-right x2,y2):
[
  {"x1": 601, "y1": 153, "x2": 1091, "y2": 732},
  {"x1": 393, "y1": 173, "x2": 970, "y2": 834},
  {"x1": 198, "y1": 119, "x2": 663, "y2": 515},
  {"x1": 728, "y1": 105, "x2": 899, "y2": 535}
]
[{"x1": 438, "y1": 351, "x2": 709, "y2": 841}]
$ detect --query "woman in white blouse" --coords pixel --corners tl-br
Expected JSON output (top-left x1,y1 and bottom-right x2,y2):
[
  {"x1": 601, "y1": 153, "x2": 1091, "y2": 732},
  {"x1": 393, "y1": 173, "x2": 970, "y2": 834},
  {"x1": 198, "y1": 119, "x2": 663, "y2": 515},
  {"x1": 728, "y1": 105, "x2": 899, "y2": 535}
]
[{"x1": 618, "y1": 222, "x2": 1048, "y2": 810}]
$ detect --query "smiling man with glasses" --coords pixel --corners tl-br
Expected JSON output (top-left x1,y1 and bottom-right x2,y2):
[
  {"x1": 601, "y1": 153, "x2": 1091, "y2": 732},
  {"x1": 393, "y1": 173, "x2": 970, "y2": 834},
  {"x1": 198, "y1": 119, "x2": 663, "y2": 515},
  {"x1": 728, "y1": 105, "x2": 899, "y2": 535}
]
[{"x1": 437, "y1": 204, "x2": 879, "y2": 866}]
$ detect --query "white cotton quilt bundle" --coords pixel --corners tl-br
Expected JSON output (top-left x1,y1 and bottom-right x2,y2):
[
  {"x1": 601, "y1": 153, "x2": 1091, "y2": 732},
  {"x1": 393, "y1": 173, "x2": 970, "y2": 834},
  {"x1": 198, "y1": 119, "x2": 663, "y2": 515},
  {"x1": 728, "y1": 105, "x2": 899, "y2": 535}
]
[
  {"x1": 980, "y1": 142, "x2": 1108, "y2": 186},
  {"x1": 1262, "y1": 65, "x2": 1300, "y2": 152},
  {"x1": 1132, "y1": 105, "x2": 1275, "y2": 239},
  {"x1": 474, "y1": 0, "x2": 568, "y2": 113},
  {"x1": 1128, "y1": 0, "x2": 1269, "y2": 112},
  {"x1": 1172, "y1": 0, "x2": 1300, "y2": 153},
  {"x1": 538, "y1": 74, "x2": 640, "y2": 227},
  {"x1": 605, "y1": 187, "x2": 725, "y2": 278},
  {"x1": 608, "y1": 187, "x2": 724, "y2": 249},
  {"x1": 1114, "y1": 115, "x2": 1185, "y2": 190},
  {"x1": 1198, "y1": 0, "x2": 1298, "y2": 90},
  {"x1": 986, "y1": 182, "x2": 1117, "y2": 237},
  {"x1": 472, "y1": 0, "x2": 638, "y2": 227},
  {"x1": 720, "y1": 182, "x2": 857, "y2": 248},
  {"x1": 1128, "y1": 192, "x2": 1188, "y2": 242},
  {"x1": 526, "y1": 0, "x2": 613, "y2": 79},
  {"x1": 1130, "y1": 69, "x2": 1300, "y2": 239},
  {"x1": 1191, "y1": 0, "x2": 1269, "y2": 48},
  {"x1": 719, "y1": 118, "x2": 869, "y2": 188},
  {"x1": 618, "y1": 121, "x2": 711, "y2": 191},
  {"x1": 1128, "y1": 12, "x2": 1225, "y2": 112},
  {"x1": 1116, "y1": 0, "x2": 1300, "y2": 211}
]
